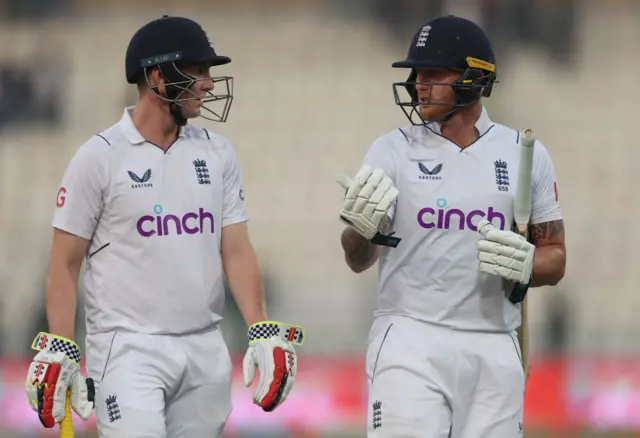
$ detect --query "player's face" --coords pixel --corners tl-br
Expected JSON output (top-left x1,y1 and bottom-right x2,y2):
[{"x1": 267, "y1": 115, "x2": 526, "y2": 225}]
[
  {"x1": 179, "y1": 64, "x2": 215, "y2": 119},
  {"x1": 414, "y1": 68, "x2": 462, "y2": 121}
]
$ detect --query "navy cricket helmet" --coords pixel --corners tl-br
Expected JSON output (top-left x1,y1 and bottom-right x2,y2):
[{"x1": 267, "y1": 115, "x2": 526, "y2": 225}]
[
  {"x1": 125, "y1": 15, "x2": 234, "y2": 125},
  {"x1": 392, "y1": 15, "x2": 497, "y2": 125}
]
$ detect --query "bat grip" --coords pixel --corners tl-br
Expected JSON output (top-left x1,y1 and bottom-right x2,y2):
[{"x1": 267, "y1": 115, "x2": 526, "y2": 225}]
[{"x1": 60, "y1": 390, "x2": 74, "y2": 438}]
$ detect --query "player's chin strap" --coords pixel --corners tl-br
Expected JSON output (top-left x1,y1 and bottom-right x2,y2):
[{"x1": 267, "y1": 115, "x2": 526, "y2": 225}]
[
  {"x1": 156, "y1": 82, "x2": 188, "y2": 127},
  {"x1": 410, "y1": 96, "x2": 478, "y2": 128},
  {"x1": 169, "y1": 102, "x2": 187, "y2": 127}
]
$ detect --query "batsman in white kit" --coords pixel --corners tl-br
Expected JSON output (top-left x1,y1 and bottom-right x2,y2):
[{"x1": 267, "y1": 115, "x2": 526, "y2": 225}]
[
  {"x1": 24, "y1": 15, "x2": 304, "y2": 437},
  {"x1": 337, "y1": 15, "x2": 566, "y2": 438}
]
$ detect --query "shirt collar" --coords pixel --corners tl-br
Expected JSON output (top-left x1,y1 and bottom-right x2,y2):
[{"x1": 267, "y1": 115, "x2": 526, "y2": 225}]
[
  {"x1": 120, "y1": 106, "x2": 184, "y2": 145},
  {"x1": 120, "y1": 106, "x2": 146, "y2": 145}
]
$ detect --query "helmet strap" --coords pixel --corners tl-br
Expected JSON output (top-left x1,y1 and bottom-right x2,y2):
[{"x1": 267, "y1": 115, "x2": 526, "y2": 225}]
[
  {"x1": 169, "y1": 102, "x2": 188, "y2": 127},
  {"x1": 441, "y1": 109, "x2": 457, "y2": 122},
  {"x1": 150, "y1": 65, "x2": 191, "y2": 127}
]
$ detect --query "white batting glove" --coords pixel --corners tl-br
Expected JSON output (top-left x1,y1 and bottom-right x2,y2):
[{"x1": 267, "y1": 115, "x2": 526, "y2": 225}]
[
  {"x1": 336, "y1": 165, "x2": 400, "y2": 246},
  {"x1": 25, "y1": 333, "x2": 95, "y2": 428},
  {"x1": 243, "y1": 321, "x2": 305, "y2": 412},
  {"x1": 477, "y1": 220, "x2": 535, "y2": 284}
]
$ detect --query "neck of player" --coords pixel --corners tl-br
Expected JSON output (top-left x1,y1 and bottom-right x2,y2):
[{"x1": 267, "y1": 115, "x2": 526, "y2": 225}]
[
  {"x1": 440, "y1": 101, "x2": 482, "y2": 149},
  {"x1": 131, "y1": 95, "x2": 180, "y2": 150}
]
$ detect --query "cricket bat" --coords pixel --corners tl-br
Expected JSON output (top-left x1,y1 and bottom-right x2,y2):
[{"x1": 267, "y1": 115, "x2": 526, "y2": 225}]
[
  {"x1": 514, "y1": 128, "x2": 536, "y2": 382},
  {"x1": 60, "y1": 390, "x2": 74, "y2": 438}
]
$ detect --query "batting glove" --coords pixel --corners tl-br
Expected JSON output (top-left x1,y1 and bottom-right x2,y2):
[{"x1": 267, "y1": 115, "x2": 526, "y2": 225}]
[
  {"x1": 243, "y1": 321, "x2": 305, "y2": 412},
  {"x1": 336, "y1": 165, "x2": 401, "y2": 247},
  {"x1": 477, "y1": 219, "x2": 535, "y2": 290},
  {"x1": 25, "y1": 332, "x2": 95, "y2": 428}
]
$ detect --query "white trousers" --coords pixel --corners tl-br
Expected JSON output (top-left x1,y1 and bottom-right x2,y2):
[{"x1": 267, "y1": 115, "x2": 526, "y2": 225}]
[
  {"x1": 85, "y1": 325, "x2": 232, "y2": 438},
  {"x1": 366, "y1": 315, "x2": 525, "y2": 438}
]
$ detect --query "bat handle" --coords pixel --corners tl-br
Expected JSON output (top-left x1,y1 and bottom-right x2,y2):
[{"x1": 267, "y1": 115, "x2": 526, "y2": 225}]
[
  {"x1": 60, "y1": 390, "x2": 74, "y2": 438},
  {"x1": 516, "y1": 223, "x2": 528, "y2": 238}
]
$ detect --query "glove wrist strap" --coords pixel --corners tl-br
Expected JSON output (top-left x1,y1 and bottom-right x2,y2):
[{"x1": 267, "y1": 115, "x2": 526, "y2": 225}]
[
  {"x1": 31, "y1": 332, "x2": 82, "y2": 365},
  {"x1": 509, "y1": 274, "x2": 533, "y2": 304},
  {"x1": 247, "y1": 321, "x2": 305, "y2": 346},
  {"x1": 371, "y1": 232, "x2": 401, "y2": 248}
]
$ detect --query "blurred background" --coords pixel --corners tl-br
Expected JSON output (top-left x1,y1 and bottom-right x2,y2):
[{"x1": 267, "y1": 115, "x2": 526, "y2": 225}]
[{"x1": 0, "y1": 0, "x2": 638, "y2": 436}]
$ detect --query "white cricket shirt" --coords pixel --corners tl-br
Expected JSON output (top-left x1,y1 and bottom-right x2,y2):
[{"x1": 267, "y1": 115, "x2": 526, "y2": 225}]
[
  {"x1": 53, "y1": 107, "x2": 247, "y2": 335},
  {"x1": 363, "y1": 107, "x2": 562, "y2": 332}
]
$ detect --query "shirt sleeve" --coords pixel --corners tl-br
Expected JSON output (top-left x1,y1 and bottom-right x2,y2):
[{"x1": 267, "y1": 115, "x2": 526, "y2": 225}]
[
  {"x1": 530, "y1": 142, "x2": 562, "y2": 225},
  {"x1": 52, "y1": 138, "x2": 108, "y2": 240},
  {"x1": 361, "y1": 132, "x2": 400, "y2": 219},
  {"x1": 221, "y1": 140, "x2": 248, "y2": 228}
]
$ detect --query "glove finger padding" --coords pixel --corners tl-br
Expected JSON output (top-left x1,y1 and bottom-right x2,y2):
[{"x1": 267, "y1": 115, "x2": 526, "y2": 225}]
[
  {"x1": 358, "y1": 169, "x2": 385, "y2": 199},
  {"x1": 335, "y1": 173, "x2": 353, "y2": 191},
  {"x1": 26, "y1": 351, "x2": 74, "y2": 426},
  {"x1": 243, "y1": 337, "x2": 297, "y2": 412},
  {"x1": 368, "y1": 177, "x2": 393, "y2": 205},
  {"x1": 478, "y1": 252, "x2": 525, "y2": 272},
  {"x1": 477, "y1": 241, "x2": 529, "y2": 265},
  {"x1": 344, "y1": 165, "x2": 373, "y2": 202},
  {"x1": 477, "y1": 220, "x2": 535, "y2": 284},
  {"x1": 372, "y1": 186, "x2": 399, "y2": 224},
  {"x1": 71, "y1": 373, "x2": 95, "y2": 420},
  {"x1": 276, "y1": 351, "x2": 297, "y2": 406},
  {"x1": 362, "y1": 178, "x2": 394, "y2": 220},
  {"x1": 479, "y1": 262, "x2": 522, "y2": 282},
  {"x1": 25, "y1": 333, "x2": 91, "y2": 428},
  {"x1": 262, "y1": 343, "x2": 296, "y2": 412},
  {"x1": 478, "y1": 222, "x2": 529, "y2": 249},
  {"x1": 243, "y1": 321, "x2": 304, "y2": 412},
  {"x1": 337, "y1": 165, "x2": 399, "y2": 240}
]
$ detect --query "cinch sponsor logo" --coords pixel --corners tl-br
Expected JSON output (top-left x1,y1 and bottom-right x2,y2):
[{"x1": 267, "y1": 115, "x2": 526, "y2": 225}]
[
  {"x1": 136, "y1": 204, "x2": 215, "y2": 237},
  {"x1": 417, "y1": 198, "x2": 506, "y2": 231}
]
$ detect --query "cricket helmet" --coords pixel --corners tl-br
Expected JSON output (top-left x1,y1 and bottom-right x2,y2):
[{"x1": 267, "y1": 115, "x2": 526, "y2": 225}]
[
  {"x1": 392, "y1": 15, "x2": 497, "y2": 125},
  {"x1": 125, "y1": 15, "x2": 234, "y2": 125}
]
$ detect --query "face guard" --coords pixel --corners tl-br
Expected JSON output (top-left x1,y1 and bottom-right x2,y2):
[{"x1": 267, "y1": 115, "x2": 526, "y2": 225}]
[
  {"x1": 142, "y1": 52, "x2": 233, "y2": 126},
  {"x1": 392, "y1": 56, "x2": 497, "y2": 125}
]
